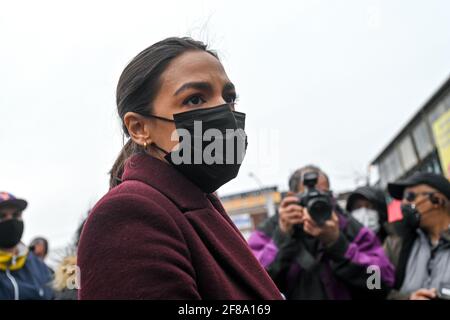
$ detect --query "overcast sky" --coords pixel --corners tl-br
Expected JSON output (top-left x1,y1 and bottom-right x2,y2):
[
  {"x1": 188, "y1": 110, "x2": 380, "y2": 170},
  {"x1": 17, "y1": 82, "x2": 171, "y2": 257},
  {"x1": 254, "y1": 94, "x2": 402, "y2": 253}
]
[{"x1": 1, "y1": 0, "x2": 450, "y2": 249}]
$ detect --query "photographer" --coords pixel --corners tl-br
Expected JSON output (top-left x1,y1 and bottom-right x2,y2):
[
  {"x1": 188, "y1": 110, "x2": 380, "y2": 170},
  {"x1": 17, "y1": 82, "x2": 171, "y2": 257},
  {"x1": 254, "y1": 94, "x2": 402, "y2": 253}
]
[
  {"x1": 384, "y1": 172, "x2": 450, "y2": 300},
  {"x1": 248, "y1": 165, "x2": 395, "y2": 299}
]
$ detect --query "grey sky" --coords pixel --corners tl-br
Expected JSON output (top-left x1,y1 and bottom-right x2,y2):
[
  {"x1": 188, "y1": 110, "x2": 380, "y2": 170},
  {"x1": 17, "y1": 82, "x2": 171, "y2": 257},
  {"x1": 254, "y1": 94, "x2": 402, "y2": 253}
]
[{"x1": 1, "y1": 0, "x2": 450, "y2": 249}]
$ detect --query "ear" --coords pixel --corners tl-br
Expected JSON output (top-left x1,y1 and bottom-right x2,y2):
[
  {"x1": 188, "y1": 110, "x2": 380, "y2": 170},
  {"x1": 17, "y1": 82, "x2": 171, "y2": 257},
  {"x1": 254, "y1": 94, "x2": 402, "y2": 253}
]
[{"x1": 123, "y1": 112, "x2": 153, "y2": 146}]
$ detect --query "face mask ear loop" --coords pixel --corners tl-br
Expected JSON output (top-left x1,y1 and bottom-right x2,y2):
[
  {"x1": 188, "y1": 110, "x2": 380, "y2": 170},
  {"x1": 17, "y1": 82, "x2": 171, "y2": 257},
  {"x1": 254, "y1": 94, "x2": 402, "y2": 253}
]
[
  {"x1": 150, "y1": 142, "x2": 170, "y2": 156},
  {"x1": 147, "y1": 114, "x2": 175, "y2": 123},
  {"x1": 142, "y1": 114, "x2": 174, "y2": 157}
]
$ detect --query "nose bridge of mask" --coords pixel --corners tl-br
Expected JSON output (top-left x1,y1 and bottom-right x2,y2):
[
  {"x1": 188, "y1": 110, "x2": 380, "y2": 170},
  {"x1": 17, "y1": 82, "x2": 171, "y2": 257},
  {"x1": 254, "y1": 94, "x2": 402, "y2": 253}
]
[
  {"x1": 174, "y1": 104, "x2": 242, "y2": 155},
  {"x1": 149, "y1": 104, "x2": 245, "y2": 140},
  {"x1": 173, "y1": 104, "x2": 238, "y2": 134}
]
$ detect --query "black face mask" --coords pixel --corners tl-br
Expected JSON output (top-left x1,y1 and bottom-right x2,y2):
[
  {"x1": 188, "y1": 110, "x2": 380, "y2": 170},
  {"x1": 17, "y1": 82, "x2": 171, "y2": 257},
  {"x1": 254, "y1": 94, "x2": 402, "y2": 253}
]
[
  {"x1": 401, "y1": 204, "x2": 421, "y2": 229},
  {"x1": 148, "y1": 104, "x2": 248, "y2": 193},
  {"x1": 0, "y1": 219, "x2": 24, "y2": 249}
]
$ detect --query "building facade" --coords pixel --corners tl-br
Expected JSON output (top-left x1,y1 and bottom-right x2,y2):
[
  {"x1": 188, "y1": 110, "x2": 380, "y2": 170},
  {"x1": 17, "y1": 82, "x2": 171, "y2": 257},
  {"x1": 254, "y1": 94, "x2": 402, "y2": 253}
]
[
  {"x1": 371, "y1": 76, "x2": 450, "y2": 189},
  {"x1": 219, "y1": 187, "x2": 281, "y2": 239}
]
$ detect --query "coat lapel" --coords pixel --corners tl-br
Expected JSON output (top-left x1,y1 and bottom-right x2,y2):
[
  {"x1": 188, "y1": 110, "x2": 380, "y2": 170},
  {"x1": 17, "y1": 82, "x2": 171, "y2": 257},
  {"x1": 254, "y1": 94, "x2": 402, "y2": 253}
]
[
  {"x1": 186, "y1": 194, "x2": 281, "y2": 299},
  {"x1": 122, "y1": 153, "x2": 209, "y2": 211}
]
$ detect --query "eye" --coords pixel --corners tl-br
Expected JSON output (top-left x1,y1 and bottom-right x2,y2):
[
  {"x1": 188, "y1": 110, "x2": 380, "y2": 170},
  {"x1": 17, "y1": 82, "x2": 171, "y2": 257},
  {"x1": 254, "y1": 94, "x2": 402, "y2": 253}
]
[{"x1": 183, "y1": 95, "x2": 206, "y2": 106}]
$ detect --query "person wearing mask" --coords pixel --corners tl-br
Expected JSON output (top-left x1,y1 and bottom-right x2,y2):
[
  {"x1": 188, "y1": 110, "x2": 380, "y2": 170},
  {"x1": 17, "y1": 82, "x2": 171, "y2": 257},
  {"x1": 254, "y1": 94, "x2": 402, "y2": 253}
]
[
  {"x1": 248, "y1": 165, "x2": 395, "y2": 300},
  {"x1": 346, "y1": 186, "x2": 389, "y2": 243},
  {"x1": 77, "y1": 37, "x2": 282, "y2": 300},
  {"x1": 384, "y1": 172, "x2": 450, "y2": 300},
  {"x1": 0, "y1": 192, "x2": 53, "y2": 300}
]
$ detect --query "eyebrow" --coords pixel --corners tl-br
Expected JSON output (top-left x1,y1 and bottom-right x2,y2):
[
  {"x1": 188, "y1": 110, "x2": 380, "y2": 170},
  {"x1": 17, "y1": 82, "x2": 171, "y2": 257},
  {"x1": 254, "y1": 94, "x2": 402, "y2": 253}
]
[
  {"x1": 173, "y1": 81, "x2": 236, "y2": 96},
  {"x1": 174, "y1": 82, "x2": 213, "y2": 96}
]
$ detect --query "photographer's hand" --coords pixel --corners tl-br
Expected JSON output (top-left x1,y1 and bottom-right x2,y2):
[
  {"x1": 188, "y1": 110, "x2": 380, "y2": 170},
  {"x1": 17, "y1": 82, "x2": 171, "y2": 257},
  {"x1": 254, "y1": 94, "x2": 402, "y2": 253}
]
[
  {"x1": 410, "y1": 288, "x2": 437, "y2": 300},
  {"x1": 303, "y1": 210, "x2": 340, "y2": 247},
  {"x1": 278, "y1": 192, "x2": 305, "y2": 235}
]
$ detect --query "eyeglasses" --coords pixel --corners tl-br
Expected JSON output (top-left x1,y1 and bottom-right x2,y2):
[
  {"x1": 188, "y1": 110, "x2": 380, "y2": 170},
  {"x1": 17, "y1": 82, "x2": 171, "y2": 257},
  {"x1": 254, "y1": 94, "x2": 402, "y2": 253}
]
[{"x1": 403, "y1": 191, "x2": 436, "y2": 202}]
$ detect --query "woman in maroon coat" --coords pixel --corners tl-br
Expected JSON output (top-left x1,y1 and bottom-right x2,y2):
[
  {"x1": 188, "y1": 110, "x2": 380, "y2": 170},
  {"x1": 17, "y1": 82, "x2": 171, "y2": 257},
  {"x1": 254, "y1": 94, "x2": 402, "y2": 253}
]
[{"x1": 77, "y1": 37, "x2": 282, "y2": 300}]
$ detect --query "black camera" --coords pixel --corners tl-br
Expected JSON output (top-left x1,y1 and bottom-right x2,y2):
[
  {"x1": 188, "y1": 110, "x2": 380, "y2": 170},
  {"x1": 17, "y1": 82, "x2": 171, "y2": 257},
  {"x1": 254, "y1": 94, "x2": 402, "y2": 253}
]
[{"x1": 297, "y1": 171, "x2": 333, "y2": 226}]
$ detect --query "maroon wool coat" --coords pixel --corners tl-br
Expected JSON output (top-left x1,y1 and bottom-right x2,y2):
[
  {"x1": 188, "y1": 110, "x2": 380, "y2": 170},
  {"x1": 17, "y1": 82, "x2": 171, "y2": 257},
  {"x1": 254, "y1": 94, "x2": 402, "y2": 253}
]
[{"x1": 77, "y1": 153, "x2": 282, "y2": 300}]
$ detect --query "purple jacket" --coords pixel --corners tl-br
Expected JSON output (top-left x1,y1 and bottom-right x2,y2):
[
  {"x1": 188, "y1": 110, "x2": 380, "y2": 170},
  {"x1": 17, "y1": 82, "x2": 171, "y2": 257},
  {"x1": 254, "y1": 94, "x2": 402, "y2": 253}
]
[{"x1": 248, "y1": 210, "x2": 395, "y2": 300}]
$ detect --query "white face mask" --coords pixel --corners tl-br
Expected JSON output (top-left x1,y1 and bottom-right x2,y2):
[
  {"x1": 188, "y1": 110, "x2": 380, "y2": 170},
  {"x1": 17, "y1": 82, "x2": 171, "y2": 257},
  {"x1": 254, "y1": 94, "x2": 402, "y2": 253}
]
[{"x1": 351, "y1": 208, "x2": 380, "y2": 233}]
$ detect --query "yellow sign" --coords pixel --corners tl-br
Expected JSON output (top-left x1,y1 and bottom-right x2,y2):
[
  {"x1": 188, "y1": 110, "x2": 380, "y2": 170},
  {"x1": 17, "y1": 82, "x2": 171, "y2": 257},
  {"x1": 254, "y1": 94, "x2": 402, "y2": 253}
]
[{"x1": 432, "y1": 108, "x2": 450, "y2": 180}]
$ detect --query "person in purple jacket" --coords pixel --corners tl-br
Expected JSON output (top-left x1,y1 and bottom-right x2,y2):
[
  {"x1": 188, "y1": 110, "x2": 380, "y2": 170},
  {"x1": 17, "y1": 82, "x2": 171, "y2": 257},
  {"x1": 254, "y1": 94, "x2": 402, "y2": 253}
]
[{"x1": 248, "y1": 165, "x2": 395, "y2": 299}]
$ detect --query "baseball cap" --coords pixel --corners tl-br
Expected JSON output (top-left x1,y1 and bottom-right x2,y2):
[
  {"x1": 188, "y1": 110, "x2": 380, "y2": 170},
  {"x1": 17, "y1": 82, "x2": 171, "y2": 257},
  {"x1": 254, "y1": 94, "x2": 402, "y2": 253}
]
[
  {"x1": 388, "y1": 172, "x2": 450, "y2": 200},
  {"x1": 0, "y1": 192, "x2": 28, "y2": 211}
]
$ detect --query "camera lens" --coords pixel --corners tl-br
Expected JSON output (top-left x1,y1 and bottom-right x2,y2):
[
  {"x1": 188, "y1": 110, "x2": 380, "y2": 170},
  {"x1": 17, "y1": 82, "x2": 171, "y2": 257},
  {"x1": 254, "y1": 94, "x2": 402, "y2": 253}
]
[{"x1": 308, "y1": 198, "x2": 332, "y2": 226}]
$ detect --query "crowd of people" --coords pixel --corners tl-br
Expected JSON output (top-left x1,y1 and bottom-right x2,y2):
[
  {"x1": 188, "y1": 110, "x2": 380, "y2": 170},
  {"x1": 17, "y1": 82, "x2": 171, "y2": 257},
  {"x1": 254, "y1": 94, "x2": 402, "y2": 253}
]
[
  {"x1": 248, "y1": 166, "x2": 450, "y2": 300},
  {"x1": 1, "y1": 36, "x2": 449, "y2": 300},
  {"x1": 0, "y1": 192, "x2": 84, "y2": 300},
  {"x1": 2, "y1": 168, "x2": 449, "y2": 300}
]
